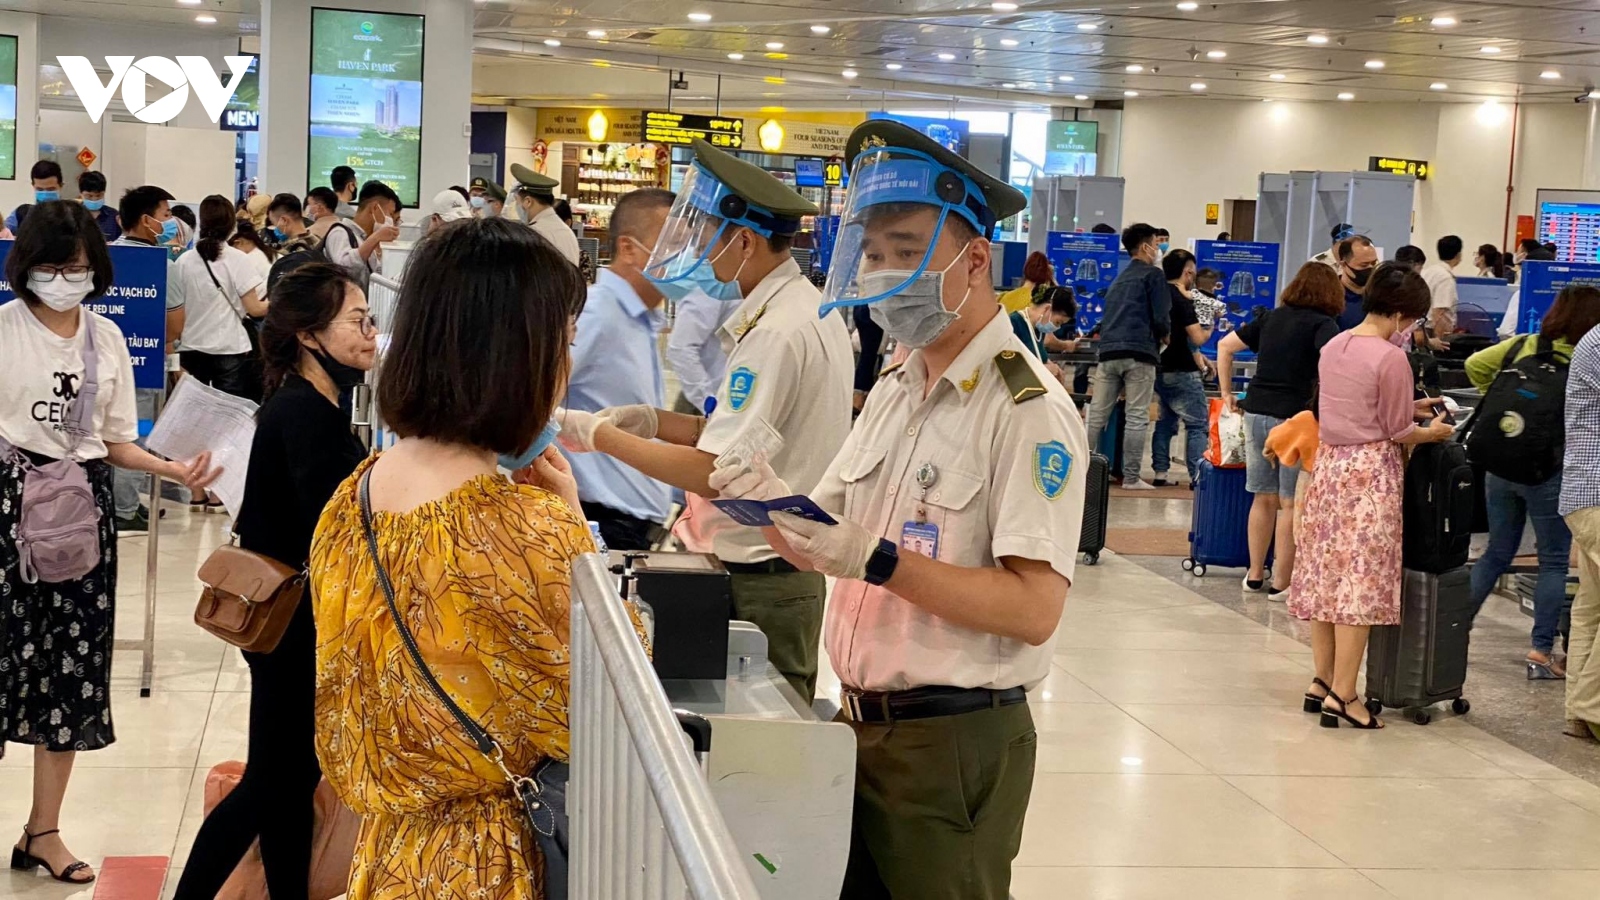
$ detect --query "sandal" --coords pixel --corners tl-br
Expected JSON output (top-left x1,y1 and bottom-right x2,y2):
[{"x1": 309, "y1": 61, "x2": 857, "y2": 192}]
[
  {"x1": 1303, "y1": 677, "x2": 1332, "y2": 714},
  {"x1": 10, "y1": 826, "x2": 95, "y2": 884},
  {"x1": 1526, "y1": 651, "x2": 1566, "y2": 680},
  {"x1": 1320, "y1": 693, "x2": 1383, "y2": 730}
]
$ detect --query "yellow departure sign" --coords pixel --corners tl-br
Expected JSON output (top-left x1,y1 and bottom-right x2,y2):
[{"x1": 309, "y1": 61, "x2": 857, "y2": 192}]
[
  {"x1": 1369, "y1": 156, "x2": 1430, "y2": 180},
  {"x1": 642, "y1": 110, "x2": 746, "y2": 148}
]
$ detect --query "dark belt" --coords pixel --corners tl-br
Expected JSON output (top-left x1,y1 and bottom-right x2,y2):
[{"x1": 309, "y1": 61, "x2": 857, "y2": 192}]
[
  {"x1": 840, "y1": 685, "x2": 1028, "y2": 724},
  {"x1": 721, "y1": 557, "x2": 801, "y2": 575}
]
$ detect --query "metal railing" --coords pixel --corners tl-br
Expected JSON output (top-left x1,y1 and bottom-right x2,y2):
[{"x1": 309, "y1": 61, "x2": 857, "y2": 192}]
[
  {"x1": 569, "y1": 553, "x2": 762, "y2": 899},
  {"x1": 368, "y1": 273, "x2": 402, "y2": 335}
]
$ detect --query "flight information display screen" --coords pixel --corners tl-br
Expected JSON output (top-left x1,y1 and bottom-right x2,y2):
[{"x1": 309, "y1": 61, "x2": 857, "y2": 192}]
[{"x1": 1538, "y1": 201, "x2": 1600, "y2": 264}]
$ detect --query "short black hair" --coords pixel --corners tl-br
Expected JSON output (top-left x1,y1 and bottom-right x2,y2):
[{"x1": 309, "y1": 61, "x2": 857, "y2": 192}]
[
  {"x1": 1090, "y1": 223, "x2": 1117, "y2": 234},
  {"x1": 1436, "y1": 234, "x2": 1463, "y2": 262},
  {"x1": 357, "y1": 180, "x2": 400, "y2": 208},
  {"x1": 6, "y1": 201, "x2": 114, "y2": 305},
  {"x1": 1196, "y1": 267, "x2": 1222, "y2": 285},
  {"x1": 450, "y1": 185, "x2": 470, "y2": 202},
  {"x1": 1362, "y1": 262, "x2": 1432, "y2": 318},
  {"x1": 118, "y1": 185, "x2": 175, "y2": 232},
  {"x1": 1544, "y1": 241, "x2": 1559, "y2": 254},
  {"x1": 1122, "y1": 222, "x2": 1157, "y2": 256},
  {"x1": 1519, "y1": 238, "x2": 1544, "y2": 254},
  {"x1": 1394, "y1": 245, "x2": 1427, "y2": 269},
  {"x1": 1041, "y1": 285, "x2": 1076, "y2": 319},
  {"x1": 268, "y1": 192, "x2": 303, "y2": 218},
  {"x1": 554, "y1": 198, "x2": 573, "y2": 224},
  {"x1": 1162, "y1": 248, "x2": 1196, "y2": 281},
  {"x1": 1154, "y1": 227, "x2": 1170, "y2": 239},
  {"x1": 305, "y1": 187, "x2": 340, "y2": 214},
  {"x1": 608, "y1": 188, "x2": 674, "y2": 257},
  {"x1": 30, "y1": 160, "x2": 63, "y2": 184},
  {"x1": 170, "y1": 204, "x2": 196, "y2": 230},
  {"x1": 78, "y1": 171, "x2": 107, "y2": 193},
  {"x1": 330, "y1": 165, "x2": 356, "y2": 193},
  {"x1": 377, "y1": 217, "x2": 588, "y2": 456}
]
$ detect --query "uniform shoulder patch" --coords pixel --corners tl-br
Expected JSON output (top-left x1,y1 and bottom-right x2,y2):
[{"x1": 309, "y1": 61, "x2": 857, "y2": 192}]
[
  {"x1": 727, "y1": 366, "x2": 758, "y2": 412},
  {"x1": 878, "y1": 361, "x2": 904, "y2": 379},
  {"x1": 994, "y1": 350, "x2": 1048, "y2": 404},
  {"x1": 1034, "y1": 441, "x2": 1073, "y2": 500}
]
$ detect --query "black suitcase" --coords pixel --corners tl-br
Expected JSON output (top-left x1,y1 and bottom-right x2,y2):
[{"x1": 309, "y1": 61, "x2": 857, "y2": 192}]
[
  {"x1": 1079, "y1": 452, "x2": 1111, "y2": 565},
  {"x1": 1364, "y1": 566, "x2": 1473, "y2": 725}
]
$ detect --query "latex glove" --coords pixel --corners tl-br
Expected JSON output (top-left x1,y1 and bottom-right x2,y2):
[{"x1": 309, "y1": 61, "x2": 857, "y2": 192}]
[
  {"x1": 770, "y1": 511, "x2": 876, "y2": 581},
  {"x1": 709, "y1": 457, "x2": 791, "y2": 502},
  {"x1": 556, "y1": 408, "x2": 604, "y2": 453},
  {"x1": 600, "y1": 404, "x2": 659, "y2": 440}
]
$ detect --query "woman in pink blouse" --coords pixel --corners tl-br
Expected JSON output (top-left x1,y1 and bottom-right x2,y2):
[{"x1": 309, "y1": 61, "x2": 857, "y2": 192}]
[{"x1": 1290, "y1": 263, "x2": 1454, "y2": 729}]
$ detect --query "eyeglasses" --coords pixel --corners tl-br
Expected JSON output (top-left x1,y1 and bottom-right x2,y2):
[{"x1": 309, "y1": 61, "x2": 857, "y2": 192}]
[
  {"x1": 334, "y1": 314, "x2": 379, "y2": 336},
  {"x1": 32, "y1": 265, "x2": 93, "y2": 283}
]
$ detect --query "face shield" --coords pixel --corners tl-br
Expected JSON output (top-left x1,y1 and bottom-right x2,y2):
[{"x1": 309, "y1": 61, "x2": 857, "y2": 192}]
[
  {"x1": 818, "y1": 145, "x2": 993, "y2": 314},
  {"x1": 643, "y1": 163, "x2": 787, "y2": 299}
]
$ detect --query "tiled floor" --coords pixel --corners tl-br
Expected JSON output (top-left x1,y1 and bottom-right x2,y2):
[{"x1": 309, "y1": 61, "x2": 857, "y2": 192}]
[{"x1": 3, "y1": 506, "x2": 1600, "y2": 900}]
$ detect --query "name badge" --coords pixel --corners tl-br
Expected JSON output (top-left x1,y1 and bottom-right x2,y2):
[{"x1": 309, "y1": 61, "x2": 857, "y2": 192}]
[{"x1": 900, "y1": 521, "x2": 940, "y2": 559}]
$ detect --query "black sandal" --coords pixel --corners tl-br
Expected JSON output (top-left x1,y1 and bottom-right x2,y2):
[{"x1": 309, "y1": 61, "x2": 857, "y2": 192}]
[
  {"x1": 1303, "y1": 678, "x2": 1332, "y2": 714},
  {"x1": 1320, "y1": 694, "x2": 1383, "y2": 730},
  {"x1": 10, "y1": 826, "x2": 95, "y2": 884}
]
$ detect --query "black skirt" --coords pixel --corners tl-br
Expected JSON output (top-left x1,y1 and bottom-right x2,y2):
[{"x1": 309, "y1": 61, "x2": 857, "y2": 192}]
[{"x1": 0, "y1": 452, "x2": 118, "y2": 751}]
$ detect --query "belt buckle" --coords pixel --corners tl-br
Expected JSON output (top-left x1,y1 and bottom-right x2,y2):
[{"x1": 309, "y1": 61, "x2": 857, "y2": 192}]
[{"x1": 841, "y1": 690, "x2": 861, "y2": 722}]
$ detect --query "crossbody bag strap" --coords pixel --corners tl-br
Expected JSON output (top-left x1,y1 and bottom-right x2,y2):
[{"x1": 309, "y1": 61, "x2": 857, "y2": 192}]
[
  {"x1": 202, "y1": 254, "x2": 250, "y2": 324},
  {"x1": 60, "y1": 311, "x2": 101, "y2": 457}
]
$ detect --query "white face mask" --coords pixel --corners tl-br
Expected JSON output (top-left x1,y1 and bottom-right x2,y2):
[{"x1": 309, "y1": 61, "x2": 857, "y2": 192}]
[
  {"x1": 28, "y1": 271, "x2": 94, "y2": 312},
  {"x1": 862, "y1": 242, "x2": 974, "y2": 349}
]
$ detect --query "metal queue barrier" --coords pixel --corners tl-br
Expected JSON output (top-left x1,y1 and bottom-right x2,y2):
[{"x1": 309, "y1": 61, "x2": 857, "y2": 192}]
[
  {"x1": 569, "y1": 552, "x2": 762, "y2": 899},
  {"x1": 113, "y1": 393, "x2": 166, "y2": 698}
]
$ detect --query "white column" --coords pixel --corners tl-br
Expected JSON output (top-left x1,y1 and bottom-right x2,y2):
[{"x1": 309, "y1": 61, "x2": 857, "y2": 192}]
[{"x1": 259, "y1": 0, "x2": 472, "y2": 215}]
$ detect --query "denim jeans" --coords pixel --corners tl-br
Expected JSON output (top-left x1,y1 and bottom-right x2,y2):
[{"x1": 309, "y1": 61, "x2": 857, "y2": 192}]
[
  {"x1": 1469, "y1": 472, "x2": 1572, "y2": 654},
  {"x1": 1085, "y1": 358, "x2": 1156, "y2": 483},
  {"x1": 1151, "y1": 371, "x2": 1208, "y2": 481}
]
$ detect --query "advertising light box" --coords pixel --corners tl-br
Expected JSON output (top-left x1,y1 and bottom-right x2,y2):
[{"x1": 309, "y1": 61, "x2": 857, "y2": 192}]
[
  {"x1": 1043, "y1": 121, "x2": 1098, "y2": 177},
  {"x1": 308, "y1": 9, "x2": 425, "y2": 207},
  {"x1": 0, "y1": 36, "x2": 16, "y2": 181}
]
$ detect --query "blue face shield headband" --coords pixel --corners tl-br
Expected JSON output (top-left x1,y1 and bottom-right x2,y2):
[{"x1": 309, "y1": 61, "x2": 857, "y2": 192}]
[{"x1": 643, "y1": 162, "x2": 793, "y2": 288}]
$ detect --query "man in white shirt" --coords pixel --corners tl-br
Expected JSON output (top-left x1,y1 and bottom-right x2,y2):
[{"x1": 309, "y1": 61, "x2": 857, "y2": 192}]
[
  {"x1": 666, "y1": 287, "x2": 736, "y2": 414},
  {"x1": 305, "y1": 186, "x2": 394, "y2": 284},
  {"x1": 509, "y1": 163, "x2": 582, "y2": 266},
  {"x1": 1422, "y1": 234, "x2": 1463, "y2": 338}
]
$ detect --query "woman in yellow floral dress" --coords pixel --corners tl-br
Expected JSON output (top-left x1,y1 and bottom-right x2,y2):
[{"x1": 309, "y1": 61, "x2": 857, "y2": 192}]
[{"x1": 309, "y1": 217, "x2": 589, "y2": 900}]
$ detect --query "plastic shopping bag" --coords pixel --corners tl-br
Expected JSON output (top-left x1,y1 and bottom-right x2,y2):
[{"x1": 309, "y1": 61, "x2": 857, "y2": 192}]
[{"x1": 1206, "y1": 398, "x2": 1249, "y2": 468}]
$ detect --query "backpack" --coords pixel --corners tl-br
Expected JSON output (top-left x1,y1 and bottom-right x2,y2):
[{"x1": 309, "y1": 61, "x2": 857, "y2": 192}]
[
  {"x1": 1402, "y1": 440, "x2": 1475, "y2": 574},
  {"x1": 1459, "y1": 335, "x2": 1569, "y2": 486},
  {"x1": 267, "y1": 223, "x2": 360, "y2": 294},
  {"x1": 2, "y1": 317, "x2": 103, "y2": 584}
]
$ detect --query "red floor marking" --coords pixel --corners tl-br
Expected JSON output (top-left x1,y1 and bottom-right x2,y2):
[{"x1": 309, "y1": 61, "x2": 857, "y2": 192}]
[{"x1": 92, "y1": 856, "x2": 169, "y2": 900}]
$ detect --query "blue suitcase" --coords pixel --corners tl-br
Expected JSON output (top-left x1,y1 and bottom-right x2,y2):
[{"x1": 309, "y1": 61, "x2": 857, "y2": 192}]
[{"x1": 1182, "y1": 461, "x2": 1268, "y2": 577}]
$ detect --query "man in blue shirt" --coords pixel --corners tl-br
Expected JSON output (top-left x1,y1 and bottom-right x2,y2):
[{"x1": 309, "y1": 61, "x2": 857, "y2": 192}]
[
  {"x1": 564, "y1": 188, "x2": 678, "y2": 549},
  {"x1": 5, "y1": 159, "x2": 64, "y2": 233},
  {"x1": 666, "y1": 286, "x2": 735, "y2": 414},
  {"x1": 1562, "y1": 324, "x2": 1600, "y2": 742}
]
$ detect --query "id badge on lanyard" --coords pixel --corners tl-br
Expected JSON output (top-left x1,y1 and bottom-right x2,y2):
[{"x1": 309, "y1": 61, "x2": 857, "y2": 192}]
[{"x1": 900, "y1": 462, "x2": 940, "y2": 559}]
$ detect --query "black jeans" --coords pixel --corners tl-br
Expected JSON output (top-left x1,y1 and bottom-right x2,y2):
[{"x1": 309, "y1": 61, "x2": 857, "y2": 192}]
[
  {"x1": 173, "y1": 602, "x2": 321, "y2": 900},
  {"x1": 180, "y1": 350, "x2": 262, "y2": 403},
  {"x1": 580, "y1": 500, "x2": 659, "y2": 551}
]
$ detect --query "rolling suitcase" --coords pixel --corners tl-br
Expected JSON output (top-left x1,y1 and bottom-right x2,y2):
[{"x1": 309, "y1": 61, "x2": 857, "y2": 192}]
[
  {"x1": 1182, "y1": 461, "x2": 1268, "y2": 577},
  {"x1": 1364, "y1": 566, "x2": 1473, "y2": 725},
  {"x1": 1079, "y1": 452, "x2": 1111, "y2": 566},
  {"x1": 1094, "y1": 400, "x2": 1126, "y2": 475}
]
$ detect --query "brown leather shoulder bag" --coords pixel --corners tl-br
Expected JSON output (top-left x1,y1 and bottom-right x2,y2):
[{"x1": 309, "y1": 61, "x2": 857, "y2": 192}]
[{"x1": 195, "y1": 540, "x2": 305, "y2": 653}]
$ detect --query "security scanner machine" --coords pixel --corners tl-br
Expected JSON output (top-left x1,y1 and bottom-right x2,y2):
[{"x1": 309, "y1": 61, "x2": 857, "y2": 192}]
[
  {"x1": 1257, "y1": 169, "x2": 1414, "y2": 288},
  {"x1": 1027, "y1": 175, "x2": 1125, "y2": 256}
]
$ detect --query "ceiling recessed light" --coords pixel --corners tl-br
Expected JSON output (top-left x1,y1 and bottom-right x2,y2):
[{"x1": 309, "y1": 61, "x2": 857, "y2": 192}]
[
  {"x1": 543, "y1": 38, "x2": 561, "y2": 46},
  {"x1": 1206, "y1": 49, "x2": 1227, "y2": 59},
  {"x1": 1002, "y1": 82, "x2": 1017, "y2": 89},
  {"x1": 1480, "y1": 45, "x2": 1501, "y2": 53},
  {"x1": 1125, "y1": 64, "x2": 1144, "y2": 72},
  {"x1": 810, "y1": 24, "x2": 831, "y2": 34},
  {"x1": 1018, "y1": 81, "x2": 1035, "y2": 88},
  {"x1": 1125, "y1": 90, "x2": 1139, "y2": 96},
  {"x1": 1058, "y1": 74, "x2": 1074, "y2": 81},
  {"x1": 586, "y1": 29, "x2": 606, "y2": 38},
  {"x1": 1190, "y1": 82, "x2": 1206, "y2": 90},
  {"x1": 766, "y1": 41, "x2": 784, "y2": 50},
  {"x1": 937, "y1": 52, "x2": 956, "y2": 61},
  {"x1": 1000, "y1": 38, "x2": 1019, "y2": 47},
  {"x1": 1262, "y1": 98, "x2": 1273, "y2": 103},
  {"x1": 178, "y1": 0, "x2": 201, "y2": 4},
  {"x1": 727, "y1": 52, "x2": 744, "y2": 60},
  {"x1": 1431, "y1": 16, "x2": 1457, "y2": 26},
  {"x1": 1542, "y1": 70, "x2": 1561, "y2": 79},
  {"x1": 886, "y1": 62, "x2": 903, "y2": 70},
  {"x1": 1077, "y1": 22, "x2": 1099, "y2": 31},
  {"x1": 992, "y1": 1, "x2": 1019, "y2": 9},
  {"x1": 842, "y1": 69, "x2": 858, "y2": 78},
  {"x1": 1589, "y1": 89, "x2": 1600, "y2": 99},
  {"x1": 1337, "y1": 91, "x2": 1355, "y2": 100},
  {"x1": 195, "y1": 13, "x2": 215, "y2": 22},
  {"x1": 1307, "y1": 33, "x2": 1329, "y2": 44},
  {"x1": 1269, "y1": 72, "x2": 1286, "y2": 80},
  {"x1": 1075, "y1": 93, "x2": 1089, "y2": 100},
  {"x1": 1177, "y1": 1, "x2": 1199, "y2": 9},
  {"x1": 1364, "y1": 59, "x2": 1385, "y2": 69},
  {"x1": 1430, "y1": 81, "x2": 1448, "y2": 90},
  {"x1": 687, "y1": 12, "x2": 712, "y2": 22}
]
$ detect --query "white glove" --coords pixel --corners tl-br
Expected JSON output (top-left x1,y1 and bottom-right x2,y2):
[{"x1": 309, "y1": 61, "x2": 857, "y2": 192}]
[
  {"x1": 556, "y1": 408, "x2": 604, "y2": 453},
  {"x1": 709, "y1": 457, "x2": 791, "y2": 502},
  {"x1": 770, "y1": 511, "x2": 876, "y2": 581},
  {"x1": 599, "y1": 404, "x2": 659, "y2": 440}
]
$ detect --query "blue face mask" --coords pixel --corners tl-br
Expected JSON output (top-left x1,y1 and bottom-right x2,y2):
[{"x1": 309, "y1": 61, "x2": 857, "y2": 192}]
[
  {"x1": 82, "y1": 199, "x2": 104, "y2": 211},
  {"x1": 470, "y1": 196, "x2": 486, "y2": 209},
  {"x1": 497, "y1": 417, "x2": 562, "y2": 472},
  {"x1": 1158, "y1": 242, "x2": 1170, "y2": 254},
  {"x1": 651, "y1": 237, "x2": 747, "y2": 303},
  {"x1": 267, "y1": 226, "x2": 285, "y2": 242},
  {"x1": 34, "y1": 190, "x2": 59, "y2": 203},
  {"x1": 158, "y1": 216, "x2": 181, "y2": 242}
]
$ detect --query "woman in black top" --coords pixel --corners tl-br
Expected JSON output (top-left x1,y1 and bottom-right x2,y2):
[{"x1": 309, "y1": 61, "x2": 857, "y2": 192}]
[
  {"x1": 174, "y1": 263, "x2": 374, "y2": 900},
  {"x1": 1216, "y1": 262, "x2": 1343, "y2": 598}
]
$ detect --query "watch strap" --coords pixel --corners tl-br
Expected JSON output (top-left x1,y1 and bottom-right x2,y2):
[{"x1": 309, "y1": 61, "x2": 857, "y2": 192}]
[{"x1": 863, "y1": 537, "x2": 899, "y2": 586}]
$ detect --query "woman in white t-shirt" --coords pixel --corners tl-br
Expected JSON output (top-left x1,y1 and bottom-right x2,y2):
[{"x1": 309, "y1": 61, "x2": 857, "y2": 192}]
[
  {"x1": 229, "y1": 223, "x2": 276, "y2": 285},
  {"x1": 0, "y1": 201, "x2": 220, "y2": 886},
  {"x1": 173, "y1": 195, "x2": 268, "y2": 401}
]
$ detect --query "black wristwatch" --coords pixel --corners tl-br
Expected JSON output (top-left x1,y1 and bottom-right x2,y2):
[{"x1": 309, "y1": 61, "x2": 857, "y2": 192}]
[{"x1": 863, "y1": 538, "x2": 900, "y2": 586}]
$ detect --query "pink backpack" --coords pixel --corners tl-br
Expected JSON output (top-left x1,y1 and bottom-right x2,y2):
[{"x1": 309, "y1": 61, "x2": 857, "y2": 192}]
[{"x1": 3, "y1": 316, "x2": 103, "y2": 584}]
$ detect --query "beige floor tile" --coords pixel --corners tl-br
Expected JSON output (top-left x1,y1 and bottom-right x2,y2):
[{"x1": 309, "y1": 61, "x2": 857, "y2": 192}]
[
  {"x1": 1066, "y1": 602, "x2": 1284, "y2": 635},
  {"x1": 0, "y1": 872, "x2": 98, "y2": 900},
  {"x1": 1124, "y1": 704, "x2": 1520, "y2": 779},
  {"x1": 161, "y1": 866, "x2": 183, "y2": 900},
  {"x1": 169, "y1": 768, "x2": 211, "y2": 868},
  {"x1": 1425, "y1": 717, "x2": 1580, "y2": 780},
  {"x1": 0, "y1": 691, "x2": 213, "y2": 771},
  {"x1": 1011, "y1": 866, "x2": 1395, "y2": 900},
  {"x1": 1226, "y1": 774, "x2": 1600, "y2": 869},
  {"x1": 1532, "y1": 776, "x2": 1600, "y2": 816},
  {"x1": 0, "y1": 767, "x2": 190, "y2": 864},
  {"x1": 1019, "y1": 773, "x2": 1341, "y2": 867},
  {"x1": 1031, "y1": 703, "x2": 1207, "y2": 775},
  {"x1": 1054, "y1": 627, "x2": 1310, "y2": 654},
  {"x1": 195, "y1": 692, "x2": 252, "y2": 769},
  {"x1": 1028, "y1": 664, "x2": 1110, "y2": 704},
  {"x1": 1056, "y1": 646, "x2": 1311, "y2": 707},
  {"x1": 109, "y1": 635, "x2": 227, "y2": 694},
  {"x1": 1360, "y1": 869, "x2": 1600, "y2": 898}
]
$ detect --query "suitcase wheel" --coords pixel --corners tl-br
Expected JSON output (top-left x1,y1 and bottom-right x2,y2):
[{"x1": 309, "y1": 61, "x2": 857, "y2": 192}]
[
  {"x1": 1452, "y1": 697, "x2": 1471, "y2": 716},
  {"x1": 1412, "y1": 709, "x2": 1432, "y2": 726},
  {"x1": 1181, "y1": 558, "x2": 1194, "y2": 572},
  {"x1": 1082, "y1": 551, "x2": 1100, "y2": 566},
  {"x1": 1366, "y1": 699, "x2": 1383, "y2": 718}
]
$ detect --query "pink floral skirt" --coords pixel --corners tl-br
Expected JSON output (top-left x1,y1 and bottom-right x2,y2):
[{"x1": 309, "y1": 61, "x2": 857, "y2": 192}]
[{"x1": 1288, "y1": 440, "x2": 1404, "y2": 626}]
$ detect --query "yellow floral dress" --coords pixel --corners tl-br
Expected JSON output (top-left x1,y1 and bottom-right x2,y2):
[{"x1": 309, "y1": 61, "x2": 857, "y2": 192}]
[{"x1": 309, "y1": 456, "x2": 595, "y2": 900}]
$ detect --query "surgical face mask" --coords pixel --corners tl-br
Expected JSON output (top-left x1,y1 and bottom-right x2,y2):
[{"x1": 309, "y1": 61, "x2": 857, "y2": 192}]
[
  {"x1": 28, "y1": 271, "x2": 94, "y2": 312},
  {"x1": 863, "y1": 242, "x2": 974, "y2": 349},
  {"x1": 517, "y1": 201, "x2": 533, "y2": 224},
  {"x1": 1158, "y1": 242, "x2": 1170, "y2": 254},
  {"x1": 82, "y1": 199, "x2": 104, "y2": 212},
  {"x1": 149, "y1": 215, "x2": 180, "y2": 243},
  {"x1": 470, "y1": 196, "x2": 486, "y2": 209},
  {"x1": 656, "y1": 232, "x2": 747, "y2": 303},
  {"x1": 308, "y1": 338, "x2": 367, "y2": 390},
  {"x1": 497, "y1": 417, "x2": 562, "y2": 472},
  {"x1": 34, "y1": 190, "x2": 59, "y2": 203},
  {"x1": 1348, "y1": 266, "x2": 1373, "y2": 288},
  {"x1": 267, "y1": 226, "x2": 285, "y2": 242}
]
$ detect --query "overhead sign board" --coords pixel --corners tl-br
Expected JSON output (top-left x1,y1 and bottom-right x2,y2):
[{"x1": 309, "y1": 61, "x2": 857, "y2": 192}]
[
  {"x1": 642, "y1": 110, "x2": 744, "y2": 148},
  {"x1": 1369, "y1": 155, "x2": 1429, "y2": 180},
  {"x1": 824, "y1": 157, "x2": 845, "y2": 187}
]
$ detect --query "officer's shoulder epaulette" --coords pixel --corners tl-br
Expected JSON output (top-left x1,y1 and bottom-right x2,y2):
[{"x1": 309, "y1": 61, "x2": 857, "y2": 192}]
[
  {"x1": 878, "y1": 361, "x2": 904, "y2": 379},
  {"x1": 994, "y1": 350, "x2": 1048, "y2": 404}
]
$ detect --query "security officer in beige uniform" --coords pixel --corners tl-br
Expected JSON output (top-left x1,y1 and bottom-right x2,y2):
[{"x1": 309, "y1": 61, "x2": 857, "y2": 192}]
[
  {"x1": 559, "y1": 138, "x2": 854, "y2": 701},
  {"x1": 509, "y1": 162, "x2": 582, "y2": 266},
  {"x1": 712, "y1": 120, "x2": 1088, "y2": 899}
]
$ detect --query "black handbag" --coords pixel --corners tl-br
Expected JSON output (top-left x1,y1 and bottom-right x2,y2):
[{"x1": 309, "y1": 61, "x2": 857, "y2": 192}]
[{"x1": 357, "y1": 470, "x2": 570, "y2": 896}]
